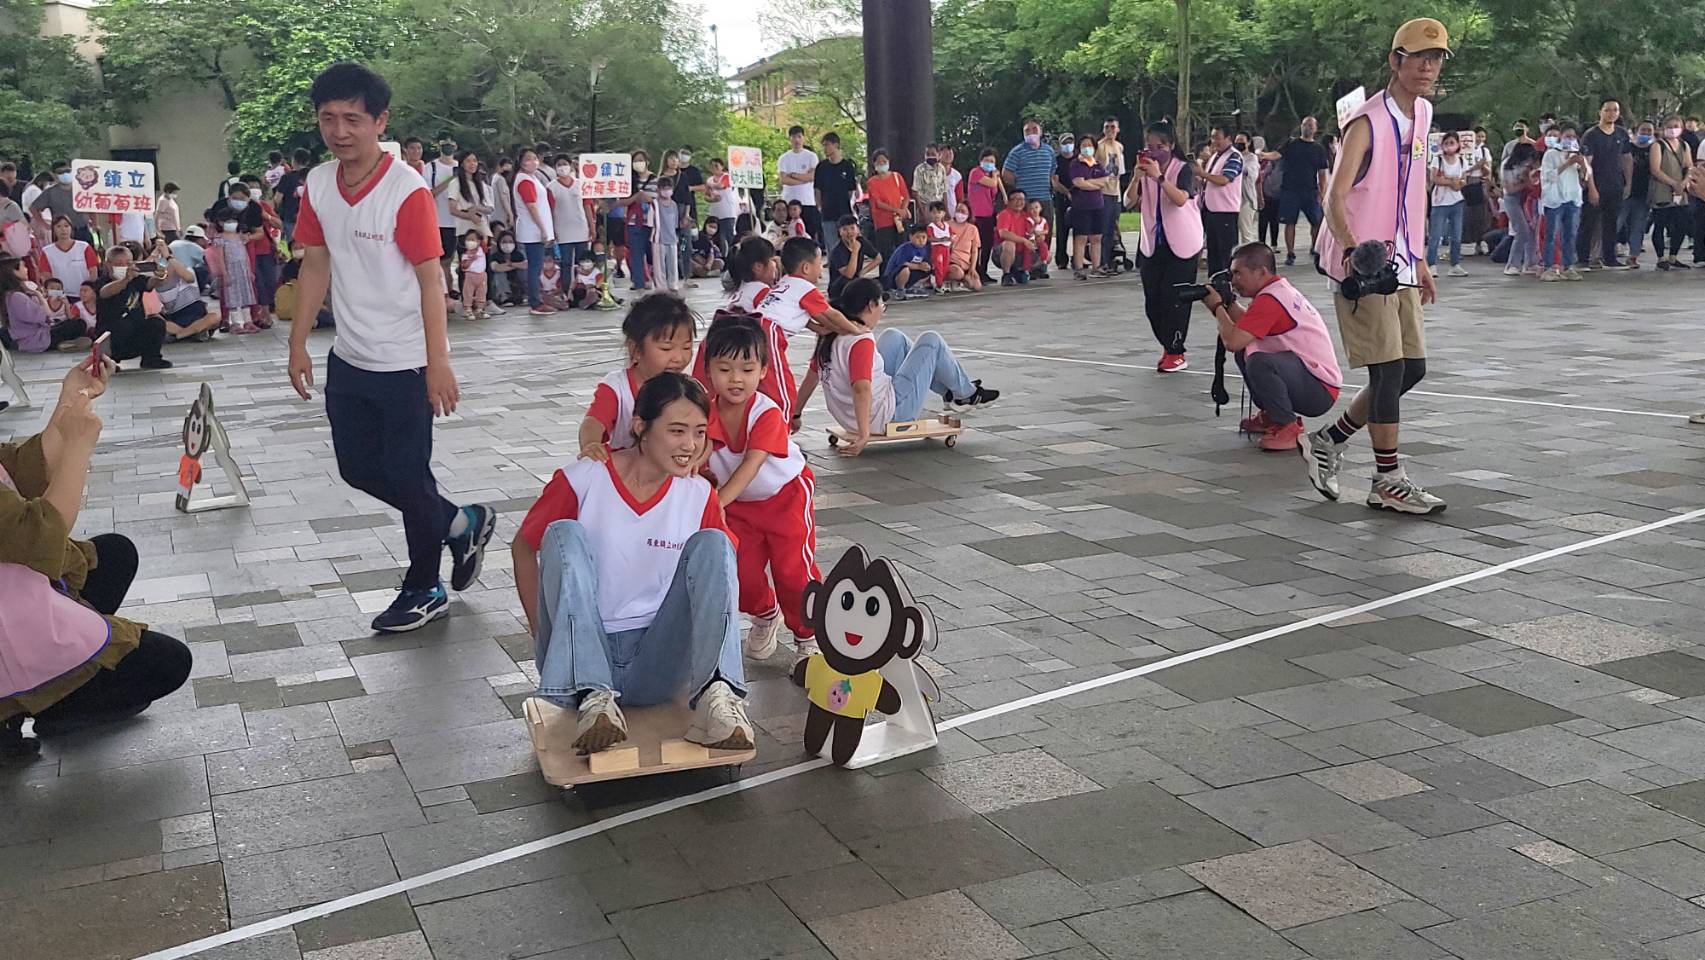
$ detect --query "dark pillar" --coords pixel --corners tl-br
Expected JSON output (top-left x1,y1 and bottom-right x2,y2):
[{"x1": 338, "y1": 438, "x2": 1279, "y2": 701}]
[{"x1": 862, "y1": 0, "x2": 934, "y2": 172}]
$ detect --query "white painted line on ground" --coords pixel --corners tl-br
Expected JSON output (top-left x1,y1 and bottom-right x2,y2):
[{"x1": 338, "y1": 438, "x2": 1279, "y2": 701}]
[
  {"x1": 955, "y1": 347, "x2": 1693, "y2": 420},
  {"x1": 134, "y1": 504, "x2": 1705, "y2": 960}
]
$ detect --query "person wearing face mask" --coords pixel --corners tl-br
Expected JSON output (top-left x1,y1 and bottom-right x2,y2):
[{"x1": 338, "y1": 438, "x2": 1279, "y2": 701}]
[
  {"x1": 511, "y1": 147, "x2": 558, "y2": 312},
  {"x1": 209, "y1": 190, "x2": 268, "y2": 334},
  {"x1": 625, "y1": 150, "x2": 657, "y2": 292},
  {"x1": 1068, "y1": 135, "x2": 1110, "y2": 279},
  {"x1": 154, "y1": 182, "x2": 182, "y2": 242},
  {"x1": 865, "y1": 148, "x2": 912, "y2": 262},
  {"x1": 29, "y1": 162, "x2": 93, "y2": 245},
  {"x1": 1620, "y1": 121, "x2": 1658, "y2": 269},
  {"x1": 424, "y1": 137, "x2": 462, "y2": 299},
  {"x1": 1121, "y1": 123, "x2": 1201, "y2": 370},
  {"x1": 969, "y1": 148, "x2": 1005, "y2": 282},
  {"x1": 1426, "y1": 131, "x2": 1470, "y2": 276},
  {"x1": 1096, "y1": 118, "x2": 1127, "y2": 273},
  {"x1": 94, "y1": 245, "x2": 171, "y2": 366},
  {"x1": 1001, "y1": 120, "x2": 1054, "y2": 278},
  {"x1": 547, "y1": 154, "x2": 591, "y2": 271},
  {"x1": 0, "y1": 256, "x2": 87, "y2": 353},
  {"x1": 1052, "y1": 133, "x2": 1077, "y2": 270},
  {"x1": 1538, "y1": 120, "x2": 1590, "y2": 280},
  {"x1": 911, "y1": 143, "x2": 948, "y2": 221},
  {"x1": 672, "y1": 145, "x2": 706, "y2": 267},
  {"x1": 1649, "y1": 114, "x2": 1696, "y2": 270},
  {"x1": 488, "y1": 230, "x2": 525, "y2": 307}
]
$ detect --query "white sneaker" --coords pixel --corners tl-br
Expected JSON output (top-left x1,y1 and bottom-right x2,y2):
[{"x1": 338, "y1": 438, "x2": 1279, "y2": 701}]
[
  {"x1": 1448, "y1": 264, "x2": 1469, "y2": 277},
  {"x1": 1367, "y1": 472, "x2": 1447, "y2": 515},
  {"x1": 745, "y1": 611, "x2": 780, "y2": 659},
  {"x1": 1502, "y1": 265, "x2": 1521, "y2": 276},
  {"x1": 572, "y1": 689, "x2": 628, "y2": 754},
  {"x1": 794, "y1": 638, "x2": 822, "y2": 660},
  {"x1": 686, "y1": 680, "x2": 753, "y2": 749},
  {"x1": 1540, "y1": 268, "x2": 1562, "y2": 282},
  {"x1": 1299, "y1": 428, "x2": 1343, "y2": 502}
]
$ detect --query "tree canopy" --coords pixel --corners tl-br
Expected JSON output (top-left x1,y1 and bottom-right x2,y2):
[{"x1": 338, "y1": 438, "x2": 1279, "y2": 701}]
[{"x1": 0, "y1": 0, "x2": 105, "y2": 164}]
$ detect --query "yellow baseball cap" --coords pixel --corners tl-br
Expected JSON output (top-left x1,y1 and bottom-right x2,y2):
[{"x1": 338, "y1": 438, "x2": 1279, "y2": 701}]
[{"x1": 1392, "y1": 18, "x2": 1452, "y2": 56}]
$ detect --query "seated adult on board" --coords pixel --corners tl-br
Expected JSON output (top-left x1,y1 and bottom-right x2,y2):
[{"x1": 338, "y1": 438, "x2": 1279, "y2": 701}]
[
  {"x1": 1196, "y1": 243, "x2": 1342, "y2": 451},
  {"x1": 1, "y1": 358, "x2": 193, "y2": 760},
  {"x1": 513, "y1": 372, "x2": 753, "y2": 755}
]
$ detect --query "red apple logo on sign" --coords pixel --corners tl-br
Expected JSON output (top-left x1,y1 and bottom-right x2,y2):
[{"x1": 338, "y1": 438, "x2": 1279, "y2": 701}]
[{"x1": 581, "y1": 162, "x2": 598, "y2": 179}]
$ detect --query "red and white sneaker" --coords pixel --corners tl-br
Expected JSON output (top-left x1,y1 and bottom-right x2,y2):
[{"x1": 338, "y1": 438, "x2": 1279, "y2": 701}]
[
  {"x1": 1258, "y1": 419, "x2": 1305, "y2": 452},
  {"x1": 1239, "y1": 410, "x2": 1274, "y2": 434},
  {"x1": 1157, "y1": 353, "x2": 1189, "y2": 373}
]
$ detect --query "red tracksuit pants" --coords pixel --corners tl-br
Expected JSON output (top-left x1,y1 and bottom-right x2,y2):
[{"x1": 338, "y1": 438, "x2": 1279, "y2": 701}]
[
  {"x1": 724, "y1": 468, "x2": 819, "y2": 638},
  {"x1": 930, "y1": 244, "x2": 952, "y2": 285}
]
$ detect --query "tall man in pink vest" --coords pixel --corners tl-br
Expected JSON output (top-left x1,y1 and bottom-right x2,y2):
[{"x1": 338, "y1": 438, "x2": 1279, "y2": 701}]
[
  {"x1": 1198, "y1": 124, "x2": 1246, "y2": 277},
  {"x1": 1303, "y1": 18, "x2": 1450, "y2": 516},
  {"x1": 1200, "y1": 243, "x2": 1341, "y2": 451}
]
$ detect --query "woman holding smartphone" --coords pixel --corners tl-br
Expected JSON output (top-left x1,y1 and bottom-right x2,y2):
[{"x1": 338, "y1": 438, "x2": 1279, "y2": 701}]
[{"x1": 1, "y1": 357, "x2": 193, "y2": 761}]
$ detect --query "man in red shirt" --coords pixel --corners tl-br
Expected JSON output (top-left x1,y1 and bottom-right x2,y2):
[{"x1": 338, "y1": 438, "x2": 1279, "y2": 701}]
[
  {"x1": 992, "y1": 189, "x2": 1038, "y2": 284},
  {"x1": 1199, "y1": 243, "x2": 1342, "y2": 451}
]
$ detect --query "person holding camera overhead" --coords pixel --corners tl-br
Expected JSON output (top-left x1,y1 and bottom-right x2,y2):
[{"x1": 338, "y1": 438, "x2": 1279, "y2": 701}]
[
  {"x1": 1195, "y1": 243, "x2": 1342, "y2": 452},
  {"x1": 1305, "y1": 18, "x2": 1450, "y2": 516}
]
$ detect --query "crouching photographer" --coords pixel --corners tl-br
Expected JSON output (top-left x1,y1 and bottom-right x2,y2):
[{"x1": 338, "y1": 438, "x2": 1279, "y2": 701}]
[{"x1": 1194, "y1": 242, "x2": 1343, "y2": 451}]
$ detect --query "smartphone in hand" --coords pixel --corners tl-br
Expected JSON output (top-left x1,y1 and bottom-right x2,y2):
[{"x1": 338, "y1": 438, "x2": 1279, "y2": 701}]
[{"x1": 87, "y1": 331, "x2": 111, "y2": 376}]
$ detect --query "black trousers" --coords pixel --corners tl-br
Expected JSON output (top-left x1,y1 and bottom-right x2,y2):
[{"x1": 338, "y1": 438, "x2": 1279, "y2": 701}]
[
  {"x1": 1139, "y1": 243, "x2": 1199, "y2": 355},
  {"x1": 30, "y1": 534, "x2": 192, "y2": 734},
  {"x1": 1203, "y1": 211, "x2": 1239, "y2": 276},
  {"x1": 1577, "y1": 183, "x2": 1624, "y2": 264},
  {"x1": 324, "y1": 351, "x2": 457, "y2": 591},
  {"x1": 47, "y1": 317, "x2": 86, "y2": 349},
  {"x1": 800, "y1": 204, "x2": 824, "y2": 245},
  {"x1": 101, "y1": 314, "x2": 166, "y2": 363},
  {"x1": 1054, "y1": 196, "x2": 1072, "y2": 267},
  {"x1": 1693, "y1": 199, "x2": 1705, "y2": 262},
  {"x1": 1652, "y1": 204, "x2": 1690, "y2": 258},
  {"x1": 1259, "y1": 202, "x2": 1281, "y2": 246}
]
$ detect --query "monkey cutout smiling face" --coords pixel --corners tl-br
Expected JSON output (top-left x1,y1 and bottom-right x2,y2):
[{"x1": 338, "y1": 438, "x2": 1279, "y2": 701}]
[{"x1": 803, "y1": 546, "x2": 926, "y2": 676}]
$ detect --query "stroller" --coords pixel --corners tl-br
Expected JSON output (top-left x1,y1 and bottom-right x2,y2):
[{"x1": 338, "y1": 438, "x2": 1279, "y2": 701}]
[{"x1": 1106, "y1": 225, "x2": 1136, "y2": 273}]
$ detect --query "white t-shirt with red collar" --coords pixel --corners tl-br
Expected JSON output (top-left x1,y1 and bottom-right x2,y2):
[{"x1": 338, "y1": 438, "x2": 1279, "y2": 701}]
[
  {"x1": 293, "y1": 154, "x2": 444, "y2": 372},
  {"x1": 519, "y1": 459, "x2": 731, "y2": 633},
  {"x1": 754, "y1": 275, "x2": 827, "y2": 337},
  {"x1": 812, "y1": 331, "x2": 897, "y2": 432},
  {"x1": 707, "y1": 392, "x2": 807, "y2": 502},
  {"x1": 586, "y1": 367, "x2": 641, "y2": 450},
  {"x1": 730, "y1": 281, "x2": 770, "y2": 313}
]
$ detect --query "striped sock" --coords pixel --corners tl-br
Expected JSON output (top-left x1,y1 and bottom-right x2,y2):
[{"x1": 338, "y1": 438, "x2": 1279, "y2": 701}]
[
  {"x1": 1374, "y1": 447, "x2": 1400, "y2": 473},
  {"x1": 1325, "y1": 413, "x2": 1363, "y2": 445}
]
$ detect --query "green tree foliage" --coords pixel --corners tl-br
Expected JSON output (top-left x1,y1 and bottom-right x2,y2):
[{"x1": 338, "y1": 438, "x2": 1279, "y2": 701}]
[{"x1": 0, "y1": 0, "x2": 106, "y2": 163}]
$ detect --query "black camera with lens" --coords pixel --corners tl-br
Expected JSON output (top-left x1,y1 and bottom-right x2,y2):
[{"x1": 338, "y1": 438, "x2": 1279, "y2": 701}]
[
  {"x1": 1175, "y1": 269, "x2": 1234, "y2": 305},
  {"x1": 1339, "y1": 240, "x2": 1404, "y2": 301}
]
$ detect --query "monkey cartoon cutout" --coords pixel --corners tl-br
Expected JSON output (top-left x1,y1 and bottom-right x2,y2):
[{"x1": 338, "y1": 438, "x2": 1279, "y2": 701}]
[{"x1": 792, "y1": 546, "x2": 935, "y2": 766}]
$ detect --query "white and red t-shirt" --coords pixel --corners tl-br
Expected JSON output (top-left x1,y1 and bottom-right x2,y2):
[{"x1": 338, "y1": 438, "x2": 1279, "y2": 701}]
[
  {"x1": 511, "y1": 170, "x2": 555, "y2": 244},
  {"x1": 519, "y1": 458, "x2": 732, "y2": 632},
  {"x1": 587, "y1": 367, "x2": 642, "y2": 450},
  {"x1": 812, "y1": 331, "x2": 896, "y2": 432},
  {"x1": 691, "y1": 314, "x2": 800, "y2": 423},
  {"x1": 37, "y1": 241, "x2": 99, "y2": 293},
  {"x1": 730, "y1": 280, "x2": 770, "y2": 313},
  {"x1": 294, "y1": 154, "x2": 443, "y2": 372},
  {"x1": 707, "y1": 392, "x2": 807, "y2": 502},
  {"x1": 927, "y1": 221, "x2": 953, "y2": 246},
  {"x1": 755, "y1": 275, "x2": 827, "y2": 337}
]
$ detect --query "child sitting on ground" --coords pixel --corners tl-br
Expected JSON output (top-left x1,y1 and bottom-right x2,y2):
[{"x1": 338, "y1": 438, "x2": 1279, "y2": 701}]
[
  {"x1": 571, "y1": 255, "x2": 603, "y2": 309},
  {"x1": 578, "y1": 292, "x2": 698, "y2": 458},
  {"x1": 786, "y1": 200, "x2": 809, "y2": 239},
  {"x1": 692, "y1": 220, "x2": 726, "y2": 278},
  {"x1": 538, "y1": 254, "x2": 572, "y2": 311},
  {"x1": 701, "y1": 316, "x2": 822, "y2": 660},
  {"x1": 948, "y1": 207, "x2": 983, "y2": 292},
  {"x1": 1026, "y1": 198, "x2": 1050, "y2": 269},
  {"x1": 883, "y1": 224, "x2": 934, "y2": 297},
  {"x1": 925, "y1": 201, "x2": 953, "y2": 290},
  {"x1": 796, "y1": 277, "x2": 1000, "y2": 456}
]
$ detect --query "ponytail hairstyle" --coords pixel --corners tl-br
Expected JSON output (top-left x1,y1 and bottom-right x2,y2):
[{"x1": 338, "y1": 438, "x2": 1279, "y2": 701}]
[
  {"x1": 1145, "y1": 120, "x2": 1185, "y2": 161},
  {"x1": 816, "y1": 277, "x2": 883, "y2": 372},
  {"x1": 729, "y1": 235, "x2": 777, "y2": 285},
  {"x1": 631, "y1": 371, "x2": 709, "y2": 446}
]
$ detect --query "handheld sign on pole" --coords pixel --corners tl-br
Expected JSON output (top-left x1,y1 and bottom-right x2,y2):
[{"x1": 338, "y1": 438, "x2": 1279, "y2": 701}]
[
  {"x1": 727, "y1": 146, "x2": 765, "y2": 190},
  {"x1": 70, "y1": 158, "x2": 155, "y2": 216},
  {"x1": 175, "y1": 383, "x2": 250, "y2": 513},
  {"x1": 577, "y1": 153, "x2": 634, "y2": 200}
]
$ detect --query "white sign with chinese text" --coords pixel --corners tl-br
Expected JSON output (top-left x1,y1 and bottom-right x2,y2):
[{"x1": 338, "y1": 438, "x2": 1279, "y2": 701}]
[
  {"x1": 577, "y1": 153, "x2": 633, "y2": 200},
  {"x1": 728, "y1": 146, "x2": 764, "y2": 190},
  {"x1": 1334, "y1": 87, "x2": 1367, "y2": 131},
  {"x1": 70, "y1": 158, "x2": 156, "y2": 215}
]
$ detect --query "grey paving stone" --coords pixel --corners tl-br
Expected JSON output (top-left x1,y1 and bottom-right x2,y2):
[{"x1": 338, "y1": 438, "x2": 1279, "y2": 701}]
[
  {"x1": 1147, "y1": 649, "x2": 1327, "y2": 702},
  {"x1": 809, "y1": 890, "x2": 1029, "y2": 960},
  {"x1": 667, "y1": 807, "x2": 851, "y2": 890},
  {"x1": 1597, "y1": 653, "x2": 1705, "y2": 699},
  {"x1": 1637, "y1": 781, "x2": 1705, "y2": 827},
  {"x1": 0, "y1": 863, "x2": 227, "y2": 960},
  {"x1": 53, "y1": 703, "x2": 250, "y2": 774},
  {"x1": 850, "y1": 812, "x2": 1047, "y2": 896},
  {"x1": 349, "y1": 638, "x2": 518, "y2": 693},
  {"x1": 416, "y1": 875, "x2": 612, "y2": 960},
  {"x1": 1597, "y1": 719, "x2": 1705, "y2": 777},
  {"x1": 1340, "y1": 616, "x2": 1492, "y2": 654},
  {"x1": 206, "y1": 736, "x2": 353, "y2": 795},
  {"x1": 1488, "y1": 614, "x2": 1686, "y2": 665},
  {"x1": 969, "y1": 532, "x2": 1115, "y2": 564},
  {"x1": 1484, "y1": 782, "x2": 1699, "y2": 856},
  {"x1": 1406, "y1": 755, "x2": 1546, "y2": 801},
  {"x1": 389, "y1": 717, "x2": 537, "y2": 791},
  {"x1": 1132, "y1": 720, "x2": 1326, "y2": 788},
  {"x1": 245, "y1": 702, "x2": 342, "y2": 743},
  {"x1": 1602, "y1": 841, "x2": 1705, "y2": 898},
  {"x1": 1459, "y1": 725, "x2": 1648, "y2": 786},
  {"x1": 1554, "y1": 868, "x2": 1705, "y2": 944},
  {"x1": 200, "y1": 929, "x2": 304, "y2": 960},
  {"x1": 609, "y1": 883, "x2": 821, "y2": 960},
  {"x1": 962, "y1": 868, "x2": 1100, "y2": 929},
  {"x1": 990, "y1": 783, "x2": 1255, "y2": 884},
  {"x1": 328, "y1": 678, "x2": 514, "y2": 744},
  {"x1": 290, "y1": 893, "x2": 420, "y2": 953},
  {"x1": 1185, "y1": 840, "x2": 1407, "y2": 928},
  {"x1": 1068, "y1": 890, "x2": 1306, "y2": 959},
  {"x1": 463, "y1": 772, "x2": 561, "y2": 815},
  {"x1": 1471, "y1": 657, "x2": 1640, "y2": 705},
  {"x1": 388, "y1": 805, "x2": 607, "y2": 906},
  {"x1": 1365, "y1": 790, "x2": 1507, "y2": 837},
  {"x1": 1242, "y1": 680, "x2": 1411, "y2": 731},
  {"x1": 281, "y1": 676, "x2": 368, "y2": 707},
  {"x1": 923, "y1": 748, "x2": 1104, "y2": 813},
  {"x1": 768, "y1": 861, "x2": 902, "y2": 923},
  {"x1": 225, "y1": 835, "x2": 400, "y2": 918},
  {"x1": 213, "y1": 766, "x2": 425, "y2": 856},
  {"x1": 1281, "y1": 911, "x2": 1453, "y2": 960},
  {"x1": 302, "y1": 930, "x2": 433, "y2": 960},
  {"x1": 0, "y1": 820, "x2": 163, "y2": 898},
  {"x1": 1396, "y1": 685, "x2": 1580, "y2": 736},
  {"x1": 1418, "y1": 898, "x2": 1658, "y2": 960},
  {"x1": 0, "y1": 755, "x2": 210, "y2": 844},
  {"x1": 1353, "y1": 833, "x2": 1585, "y2": 917},
  {"x1": 1183, "y1": 776, "x2": 1415, "y2": 852},
  {"x1": 1303, "y1": 760, "x2": 1431, "y2": 803}
]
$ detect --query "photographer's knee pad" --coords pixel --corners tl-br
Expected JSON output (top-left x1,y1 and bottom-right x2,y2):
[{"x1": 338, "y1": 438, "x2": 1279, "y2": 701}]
[
  {"x1": 1401, "y1": 358, "x2": 1427, "y2": 393},
  {"x1": 1366, "y1": 359, "x2": 1405, "y2": 424}
]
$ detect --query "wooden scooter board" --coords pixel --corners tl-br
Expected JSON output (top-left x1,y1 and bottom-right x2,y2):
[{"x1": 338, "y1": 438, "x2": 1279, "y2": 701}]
[
  {"x1": 828, "y1": 415, "x2": 963, "y2": 449},
  {"x1": 524, "y1": 696, "x2": 754, "y2": 786}
]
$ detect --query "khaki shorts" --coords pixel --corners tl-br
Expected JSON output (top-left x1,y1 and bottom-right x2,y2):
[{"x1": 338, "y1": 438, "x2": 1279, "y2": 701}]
[{"x1": 1333, "y1": 286, "x2": 1425, "y2": 368}]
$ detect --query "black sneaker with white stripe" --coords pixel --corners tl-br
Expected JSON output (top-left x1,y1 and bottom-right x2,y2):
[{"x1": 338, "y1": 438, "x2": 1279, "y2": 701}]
[
  {"x1": 945, "y1": 381, "x2": 1000, "y2": 409},
  {"x1": 372, "y1": 583, "x2": 449, "y2": 633}
]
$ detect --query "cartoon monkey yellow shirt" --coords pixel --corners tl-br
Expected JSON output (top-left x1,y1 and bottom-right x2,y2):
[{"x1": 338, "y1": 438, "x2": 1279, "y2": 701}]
[{"x1": 804, "y1": 656, "x2": 885, "y2": 719}]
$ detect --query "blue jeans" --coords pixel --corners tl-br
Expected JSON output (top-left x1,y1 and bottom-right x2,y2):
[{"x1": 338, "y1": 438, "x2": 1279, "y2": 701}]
[
  {"x1": 1100, "y1": 202, "x2": 1121, "y2": 266},
  {"x1": 1622, "y1": 198, "x2": 1651, "y2": 257},
  {"x1": 557, "y1": 241, "x2": 589, "y2": 288},
  {"x1": 534, "y1": 521, "x2": 745, "y2": 708},
  {"x1": 1543, "y1": 202, "x2": 1579, "y2": 269},
  {"x1": 523, "y1": 241, "x2": 546, "y2": 308},
  {"x1": 1502, "y1": 195, "x2": 1535, "y2": 269},
  {"x1": 1426, "y1": 201, "x2": 1463, "y2": 266},
  {"x1": 876, "y1": 328, "x2": 976, "y2": 421},
  {"x1": 626, "y1": 225, "x2": 652, "y2": 289}
]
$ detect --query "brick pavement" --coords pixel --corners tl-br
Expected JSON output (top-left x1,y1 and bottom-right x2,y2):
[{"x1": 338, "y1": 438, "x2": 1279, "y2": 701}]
[{"x1": 5, "y1": 262, "x2": 1705, "y2": 960}]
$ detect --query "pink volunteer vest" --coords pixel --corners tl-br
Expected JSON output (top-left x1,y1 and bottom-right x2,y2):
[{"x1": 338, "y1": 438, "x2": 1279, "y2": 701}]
[
  {"x1": 0, "y1": 462, "x2": 111, "y2": 699},
  {"x1": 1202, "y1": 147, "x2": 1242, "y2": 213},
  {"x1": 1243, "y1": 277, "x2": 1343, "y2": 389},
  {"x1": 1139, "y1": 157, "x2": 1205, "y2": 258},
  {"x1": 1315, "y1": 90, "x2": 1432, "y2": 282}
]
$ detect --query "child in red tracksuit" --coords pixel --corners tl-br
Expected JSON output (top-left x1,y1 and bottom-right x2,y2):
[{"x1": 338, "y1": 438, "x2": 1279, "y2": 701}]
[
  {"x1": 702, "y1": 316, "x2": 820, "y2": 658},
  {"x1": 926, "y1": 201, "x2": 953, "y2": 289}
]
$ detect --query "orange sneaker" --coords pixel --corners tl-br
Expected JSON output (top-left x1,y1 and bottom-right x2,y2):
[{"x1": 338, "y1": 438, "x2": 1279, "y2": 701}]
[
  {"x1": 1239, "y1": 410, "x2": 1274, "y2": 434},
  {"x1": 1259, "y1": 419, "x2": 1305, "y2": 452}
]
